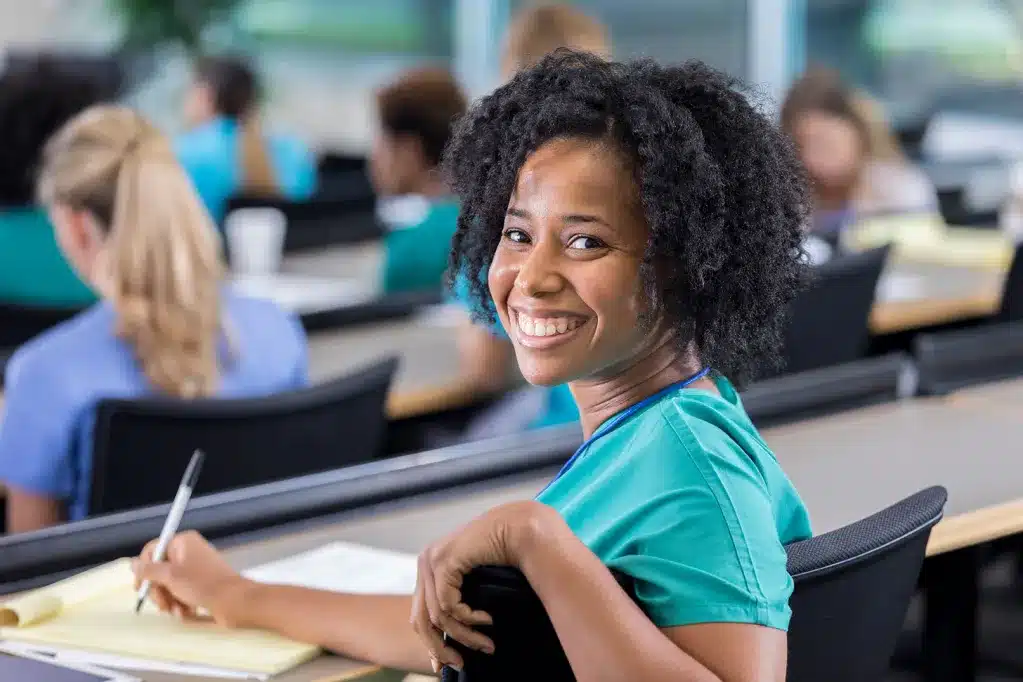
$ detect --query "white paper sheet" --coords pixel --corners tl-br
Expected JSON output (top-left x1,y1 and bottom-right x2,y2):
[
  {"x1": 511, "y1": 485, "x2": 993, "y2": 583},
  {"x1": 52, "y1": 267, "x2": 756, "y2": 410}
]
[
  {"x1": 243, "y1": 541, "x2": 418, "y2": 595},
  {"x1": 0, "y1": 641, "x2": 263, "y2": 680}
]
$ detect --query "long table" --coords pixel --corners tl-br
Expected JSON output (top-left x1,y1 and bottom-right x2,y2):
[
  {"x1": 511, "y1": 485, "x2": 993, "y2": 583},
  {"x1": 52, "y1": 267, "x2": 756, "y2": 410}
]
[{"x1": 118, "y1": 395, "x2": 1022, "y2": 682}]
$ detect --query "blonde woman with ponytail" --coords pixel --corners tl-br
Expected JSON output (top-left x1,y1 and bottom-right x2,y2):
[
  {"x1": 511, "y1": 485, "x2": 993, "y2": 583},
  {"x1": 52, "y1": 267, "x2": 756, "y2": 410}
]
[
  {"x1": 177, "y1": 55, "x2": 316, "y2": 223},
  {"x1": 0, "y1": 105, "x2": 309, "y2": 533}
]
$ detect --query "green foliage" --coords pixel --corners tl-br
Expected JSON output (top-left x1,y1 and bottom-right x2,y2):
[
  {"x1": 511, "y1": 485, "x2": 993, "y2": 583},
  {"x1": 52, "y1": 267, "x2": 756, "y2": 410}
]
[{"x1": 108, "y1": 0, "x2": 243, "y2": 53}]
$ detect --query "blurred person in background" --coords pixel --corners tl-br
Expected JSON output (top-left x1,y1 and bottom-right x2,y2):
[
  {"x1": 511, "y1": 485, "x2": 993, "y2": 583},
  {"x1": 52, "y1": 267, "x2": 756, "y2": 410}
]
[
  {"x1": 176, "y1": 55, "x2": 317, "y2": 224},
  {"x1": 371, "y1": 67, "x2": 467, "y2": 294},
  {"x1": 0, "y1": 106, "x2": 308, "y2": 533},
  {"x1": 0, "y1": 57, "x2": 105, "y2": 307},
  {"x1": 781, "y1": 68, "x2": 938, "y2": 245},
  {"x1": 446, "y1": 2, "x2": 611, "y2": 440}
]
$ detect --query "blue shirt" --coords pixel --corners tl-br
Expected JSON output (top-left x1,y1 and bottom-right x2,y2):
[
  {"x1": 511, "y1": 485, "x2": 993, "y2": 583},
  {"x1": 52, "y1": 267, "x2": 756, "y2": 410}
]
[
  {"x1": 0, "y1": 291, "x2": 309, "y2": 521},
  {"x1": 450, "y1": 271, "x2": 579, "y2": 430},
  {"x1": 175, "y1": 117, "x2": 317, "y2": 223},
  {"x1": 382, "y1": 200, "x2": 460, "y2": 294},
  {"x1": 538, "y1": 374, "x2": 811, "y2": 629}
]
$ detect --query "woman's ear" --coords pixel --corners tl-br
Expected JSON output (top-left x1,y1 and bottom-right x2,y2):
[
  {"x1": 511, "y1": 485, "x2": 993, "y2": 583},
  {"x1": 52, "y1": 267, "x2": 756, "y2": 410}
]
[{"x1": 50, "y1": 205, "x2": 107, "y2": 284}]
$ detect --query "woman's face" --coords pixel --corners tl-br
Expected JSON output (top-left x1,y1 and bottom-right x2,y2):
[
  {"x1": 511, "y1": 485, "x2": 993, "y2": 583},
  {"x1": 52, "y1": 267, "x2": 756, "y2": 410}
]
[
  {"x1": 791, "y1": 110, "x2": 866, "y2": 196},
  {"x1": 488, "y1": 137, "x2": 655, "y2": 387},
  {"x1": 183, "y1": 79, "x2": 216, "y2": 128}
]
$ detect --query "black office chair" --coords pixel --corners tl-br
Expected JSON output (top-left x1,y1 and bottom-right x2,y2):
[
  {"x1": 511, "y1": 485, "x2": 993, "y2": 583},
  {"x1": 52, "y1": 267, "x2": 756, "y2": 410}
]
[
  {"x1": 780, "y1": 245, "x2": 890, "y2": 375},
  {"x1": 442, "y1": 486, "x2": 946, "y2": 682},
  {"x1": 224, "y1": 195, "x2": 383, "y2": 252},
  {"x1": 914, "y1": 319, "x2": 1023, "y2": 395},
  {"x1": 741, "y1": 353, "x2": 908, "y2": 429},
  {"x1": 0, "y1": 302, "x2": 84, "y2": 348},
  {"x1": 88, "y1": 357, "x2": 398, "y2": 515},
  {"x1": 998, "y1": 243, "x2": 1022, "y2": 322}
]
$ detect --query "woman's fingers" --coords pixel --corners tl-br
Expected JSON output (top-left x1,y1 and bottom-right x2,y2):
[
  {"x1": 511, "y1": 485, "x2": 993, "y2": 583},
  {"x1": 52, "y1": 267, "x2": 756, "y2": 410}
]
[
  {"x1": 415, "y1": 558, "x2": 463, "y2": 670},
  {"x1": 448, "y1": 601, "x2": 493, "y2": 627}
]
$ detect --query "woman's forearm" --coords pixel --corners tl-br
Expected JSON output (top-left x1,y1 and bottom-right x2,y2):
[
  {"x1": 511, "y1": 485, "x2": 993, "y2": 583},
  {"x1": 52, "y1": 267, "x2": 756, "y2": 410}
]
[
  {"x1": 229, "y1": 581, "x2": 432, "y2": 675},
  {"x1": 517, "y1": 513, "x2": 717, "y2": 682}
]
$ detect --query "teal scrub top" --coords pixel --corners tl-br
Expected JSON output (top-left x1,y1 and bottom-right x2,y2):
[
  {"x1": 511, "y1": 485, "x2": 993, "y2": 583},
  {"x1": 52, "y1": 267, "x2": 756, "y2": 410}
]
[
  {"x1": 175, "y1": 117, "x2": 317, "y2": 224},
  {"x1": 537, "y1": 373, "x2": 812, "y2": 631},
  {"x1": 449, "y1": 269, "x2": 580, "y2": 430},
  {"x1": 0, "y1": 208, "x2": 96, "y2": 307},
  {"x1": 382, "y1": 201, "x2": 460, "y2": 294}
]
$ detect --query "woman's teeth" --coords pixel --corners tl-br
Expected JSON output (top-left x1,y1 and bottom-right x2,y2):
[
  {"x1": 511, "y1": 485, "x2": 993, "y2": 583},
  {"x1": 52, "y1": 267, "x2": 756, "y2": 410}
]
[{"x1": 516, "y1": 313, "x2": 583, "y2": 338}]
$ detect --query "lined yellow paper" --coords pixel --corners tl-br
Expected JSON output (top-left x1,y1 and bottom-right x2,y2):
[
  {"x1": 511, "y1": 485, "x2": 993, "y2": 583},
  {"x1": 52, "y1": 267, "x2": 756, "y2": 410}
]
[
  {"x1": 846, "y1": 214, "x2": 1014, "y2": 270},
  {"x1": 0, "y1": 559, "x2": 319, "y2": 675}
]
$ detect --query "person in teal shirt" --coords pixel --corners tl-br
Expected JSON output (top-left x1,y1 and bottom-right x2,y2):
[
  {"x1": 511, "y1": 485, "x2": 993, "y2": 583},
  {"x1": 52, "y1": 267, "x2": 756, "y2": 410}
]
[
  {"x1": 131, "y1": 53, "x2": 812, "y2": 679},
  {"x1": 368, "y1": 68, "x2": 467, "y2": 294},
  {"x1": 0, "y1": 57, "x2": 103, "y2": 307},
  {"x1": 176, "y1": 55, "x2": 316, "y2": 224}
]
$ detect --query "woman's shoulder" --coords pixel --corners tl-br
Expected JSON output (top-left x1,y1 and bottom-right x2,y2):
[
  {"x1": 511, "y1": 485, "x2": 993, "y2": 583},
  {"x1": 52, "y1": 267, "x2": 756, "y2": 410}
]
[{"x1": 4, "y1": 304, "x2": 118, "y2": 393}]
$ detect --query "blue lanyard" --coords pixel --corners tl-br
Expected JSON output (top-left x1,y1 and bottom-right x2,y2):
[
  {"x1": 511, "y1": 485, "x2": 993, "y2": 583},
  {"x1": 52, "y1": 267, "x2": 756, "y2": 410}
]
[{"x1": 544, "y1": 367, "x2": 711, "y2": 490}]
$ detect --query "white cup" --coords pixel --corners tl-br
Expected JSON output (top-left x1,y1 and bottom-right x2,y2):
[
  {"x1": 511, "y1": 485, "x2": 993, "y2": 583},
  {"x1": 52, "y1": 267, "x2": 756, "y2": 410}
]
[{"x1": 225, "y1": 207, "x2": 287, "y2": 275}]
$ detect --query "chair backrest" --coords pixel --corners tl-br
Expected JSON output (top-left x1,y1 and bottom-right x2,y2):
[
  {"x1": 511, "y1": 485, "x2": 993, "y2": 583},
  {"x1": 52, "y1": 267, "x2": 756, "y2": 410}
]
[
  {"x1": 224, "y1": 195, "x2": 383, "y2": 252},
  {"x1": 999, "y1": 243, "x2": 1022, "y2": 322},
  {"x1": 785, "y1": 486, "x2": 946, "y2": 682},
  {"x1": 0, "y1": 302, "x2": 84, "y2": 349},
  {"x1": 442, "y1": 486, "x2": 946, "y2": 682},
  {"x1": 741, "y1": 353, "x2": 909, "y2": 429},
  {"x1": 781, "y1": 245, "x2": 890, "y2": 375},
  {"x1": 88, "y1": 358, "x2": 397, "y2": 515},
  {"x1": 914, "y1": 319, "x2": 1023, "y2": 395}
]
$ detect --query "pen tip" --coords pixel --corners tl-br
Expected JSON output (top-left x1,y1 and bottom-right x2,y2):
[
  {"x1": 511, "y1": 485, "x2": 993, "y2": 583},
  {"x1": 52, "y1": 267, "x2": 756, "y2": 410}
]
[{"x1": 134, "y1": 598, "x2": 144, "y2": 614}]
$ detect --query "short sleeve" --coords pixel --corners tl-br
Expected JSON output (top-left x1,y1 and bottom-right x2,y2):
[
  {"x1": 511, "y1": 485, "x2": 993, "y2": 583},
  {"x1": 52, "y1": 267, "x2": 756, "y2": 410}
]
[
  {"x1": 608, "y1": 417, "x2": 795, "y2": 631},
  {"x1": 0, "y1": 350, "x2": 75, "y2": 499},
  {"x1": 275, "y1": 136, "x2": 317, "y2": 201},
  {"x1": 287, "y1": 313, "x2": 311, "y2": 389}
]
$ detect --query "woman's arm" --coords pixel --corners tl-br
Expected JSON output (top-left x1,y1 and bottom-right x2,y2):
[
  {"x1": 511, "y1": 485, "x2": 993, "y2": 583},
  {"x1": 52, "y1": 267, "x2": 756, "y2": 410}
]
[
  {"x1": 5, "y1": 486, "x2": 64, "y2": 533},
  {"x1": 228, "y1": 582, "x2": 431, "y2": 674},
  {"x1": 133, "y1": 531, "x2": 432, "y2": 674},
  {"x1": 517, "y1": 506, "x2": 787, "y2": 682}
]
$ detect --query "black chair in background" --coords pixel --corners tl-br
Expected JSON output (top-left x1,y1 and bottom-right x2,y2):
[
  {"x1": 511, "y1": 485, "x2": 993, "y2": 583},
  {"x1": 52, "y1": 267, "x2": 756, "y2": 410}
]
[
  {"x1": 224, "y1": 195, "x2": 384, "y2": 253},
  {"x1": 315, "y1": 152, "x2": 374, "y2": 203},
  {"x1": 741, "y1": 353, "x2": 908, "y2": 429},
  {"x1": 997, "y1": 243, "x2": 1022, "y2": 322},
  {"x1": 914, "y1": 319, "x2": 1023, "y2": 395},
  {"x1": 88, "y1": 358, "x2": 398, "y2": 515},
  {"x1": 780, "y1": 245, "x2": 890, "y2": 375},
  {"x1": 0, "y1": 302, "x2": 84, "y2": 348},
  {"x1": 442, "y1": 486, "x2": 946, "y2": 682}
]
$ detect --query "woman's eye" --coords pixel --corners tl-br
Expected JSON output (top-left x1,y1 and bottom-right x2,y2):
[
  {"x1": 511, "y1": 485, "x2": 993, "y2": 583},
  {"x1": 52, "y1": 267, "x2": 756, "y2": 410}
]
[
  {"x1": 504, "y1": 228, "x2": 530, "y2": 244},
  {"x1": 567, "y1": 235, "x2": 605, "y2": 250}
]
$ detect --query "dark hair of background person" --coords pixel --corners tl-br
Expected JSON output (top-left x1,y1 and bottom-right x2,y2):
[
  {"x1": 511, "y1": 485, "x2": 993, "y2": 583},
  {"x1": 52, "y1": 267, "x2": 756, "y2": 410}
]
[
  {"x1": 780, "y1": 66, "x2": 871, "y2": 151},
  {"x1": 193, "y1": 54, "x2": 278, "y2": 196},
  {"x1": 443, "y1": 50, "x2": 810, "y2": 383},
  {"x1": 0, "y1": 56, "x2": 106, "y2": 206},
  {"x1": 376, "y1": 67, "x2": 468, "y2": 169}
]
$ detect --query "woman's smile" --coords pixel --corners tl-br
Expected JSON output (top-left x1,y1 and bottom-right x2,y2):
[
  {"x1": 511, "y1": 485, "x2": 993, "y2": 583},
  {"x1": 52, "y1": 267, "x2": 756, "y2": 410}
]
[{"x1": 510, "y1": 308, "x2": 590, "y2": 350}]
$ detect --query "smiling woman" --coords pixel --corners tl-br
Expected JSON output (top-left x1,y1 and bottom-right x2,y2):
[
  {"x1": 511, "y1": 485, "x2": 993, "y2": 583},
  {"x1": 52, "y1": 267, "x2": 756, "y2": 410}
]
[{"x1": 131, "y1": 51, "x2": 813, "y2": 682}]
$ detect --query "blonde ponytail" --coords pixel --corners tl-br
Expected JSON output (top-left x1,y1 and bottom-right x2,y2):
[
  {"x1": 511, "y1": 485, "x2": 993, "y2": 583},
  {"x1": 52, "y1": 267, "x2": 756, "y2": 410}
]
[
  {"x1": 38, "y1": 105, "x2": 224, "y2": 398},
  {"x1": 238, "y1": 115, "x2": 279, "y2": 196}
]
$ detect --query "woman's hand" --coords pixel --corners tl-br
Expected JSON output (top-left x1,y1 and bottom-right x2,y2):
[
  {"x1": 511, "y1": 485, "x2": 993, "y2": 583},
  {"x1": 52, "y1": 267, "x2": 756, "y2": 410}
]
[
  {"x1": 411, "y1": 500, "x2": 561, "y2": 672},
  {"x1": 131, "y1": 530, "x2": 251, "y2": 627}
]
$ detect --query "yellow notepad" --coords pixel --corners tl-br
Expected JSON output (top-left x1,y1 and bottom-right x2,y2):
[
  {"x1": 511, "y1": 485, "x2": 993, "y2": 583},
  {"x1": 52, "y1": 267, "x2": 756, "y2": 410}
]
[{"x1": 0, "y1": 559, "x2": 319, "y2": 676}]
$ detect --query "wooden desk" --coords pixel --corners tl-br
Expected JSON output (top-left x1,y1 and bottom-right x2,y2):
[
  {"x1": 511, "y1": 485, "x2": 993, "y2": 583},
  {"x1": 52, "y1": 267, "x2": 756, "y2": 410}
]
[
  {"x1": 120, "y1": 398, "x2": 1021, "y2": 681},
  {"x1": 942, "y1": 378, "x2": 1023, "y2": 411},
  {"x1": 870, "y1": 262, "x2": 1004, "y2": 335}
]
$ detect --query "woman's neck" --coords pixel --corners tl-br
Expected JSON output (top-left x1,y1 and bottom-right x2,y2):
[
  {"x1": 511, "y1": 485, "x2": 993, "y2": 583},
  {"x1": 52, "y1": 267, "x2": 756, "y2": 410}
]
[{"x1": 568, "y1": 335, "x2": 713, "y2": 439}]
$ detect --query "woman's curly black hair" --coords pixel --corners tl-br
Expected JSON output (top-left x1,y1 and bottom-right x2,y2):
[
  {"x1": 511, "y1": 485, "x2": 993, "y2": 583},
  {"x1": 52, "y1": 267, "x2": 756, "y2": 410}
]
[{"x1": 443, "y1": 50, "x2": 809, "y2": 383}]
